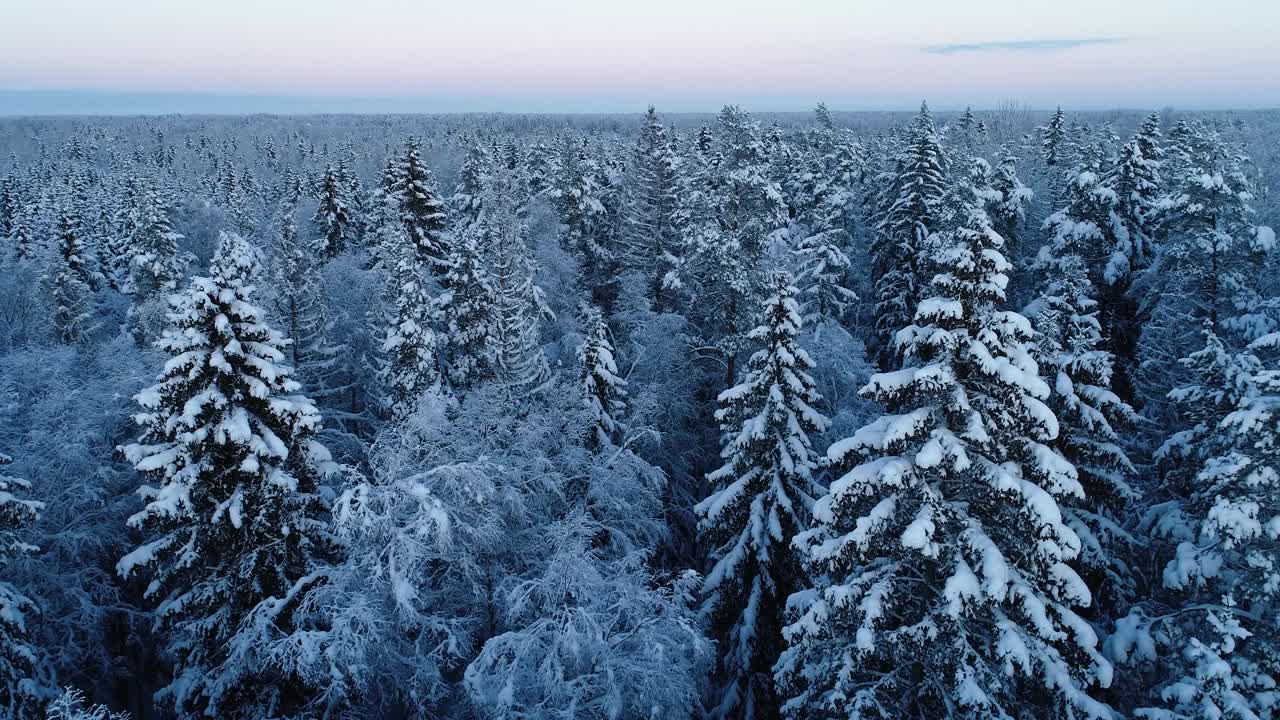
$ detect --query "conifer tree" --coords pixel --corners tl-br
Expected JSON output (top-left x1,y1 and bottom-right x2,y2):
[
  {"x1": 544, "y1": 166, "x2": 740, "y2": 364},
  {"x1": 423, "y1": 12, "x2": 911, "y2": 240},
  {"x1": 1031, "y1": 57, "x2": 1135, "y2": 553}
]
[
  {"x1": 440, "y1": 221, "x2": 498, "y2": 392},
  {"x1": 372, "y1": 197, "x2": 441, "y2": 421},
  {"x1": 486, "y1": 172, "x2": 550, "y2": 392},
  {"x1": 451, "y1": 136, "x2": 492, "y2": 232},
  {"x1": 778, "y1": 172, "x2": 1113, "y2": 720},
  {"x1": 1126, "y1": 327, "x2": 1280, "y2": 720},
  {"x1": 620, "y1": 107, "x2": 682, "y2": 312},
  {"x1": 1041, "y1": 107, "x2": 1069, "y2": 167},
  {"x1": 270, "y1": 199, "x2": 336, "y2": 387},
  {"x1": 870, "y1": 102, "x2": 947, "y2": 368},
  {"x1": 553, "y1": 132, "x2": 616, "y2": 311},
  {"x1": 118, "y1": 231, "x2": 341, "y2": 720},
  {"x1": 1029, "y1": 247, "x2": 1139, "y2": 619},
  {"x1": 986, "y1": 149, "x2": 1033, "y2": 267},
  {"x1": 0, "y1": 174, "x2": 18, "y2": 239},
  {"x1": 699, "y1": 272, "x2": 827, "y2": 720},
  {"x1": 388, "y1": 137, "x2": 449, "y2": 278},
  {"x1": 578, "y1": 303, "x2": 627, "y2": 449},
  {"x1": 312, "y1": 164, "x2": 352, "y2": 260},
  {"x1": 43, "y1": 210, "x2": 93, "y2": 344},
  {"x1": 126, "y1": 184, "x2": 186, "y2": 300},
  {"x1": 0, "y1": 452, "x2": 49, "y2": 720}
]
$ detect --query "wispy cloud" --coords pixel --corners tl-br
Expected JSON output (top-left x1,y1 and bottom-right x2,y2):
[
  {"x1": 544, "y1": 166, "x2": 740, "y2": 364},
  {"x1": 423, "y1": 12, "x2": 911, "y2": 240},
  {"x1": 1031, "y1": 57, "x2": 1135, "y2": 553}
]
[{"x1": 923, "y1": 37, "x2": 1125, "y2": 55}]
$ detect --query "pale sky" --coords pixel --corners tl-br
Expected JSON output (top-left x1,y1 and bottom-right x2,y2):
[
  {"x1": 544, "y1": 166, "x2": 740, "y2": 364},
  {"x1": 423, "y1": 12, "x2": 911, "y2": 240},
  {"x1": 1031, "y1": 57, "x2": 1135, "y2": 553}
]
[{"x1": 1, "y1": 0, "x2": 1277, "y2": 113}]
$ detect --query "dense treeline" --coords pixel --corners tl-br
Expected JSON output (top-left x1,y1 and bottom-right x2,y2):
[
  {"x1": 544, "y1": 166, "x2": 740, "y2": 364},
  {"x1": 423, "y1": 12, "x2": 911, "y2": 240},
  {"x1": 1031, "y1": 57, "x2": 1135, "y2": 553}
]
[{"x1": 0, "y1": 103, "x2": 1277, "y2": 719}]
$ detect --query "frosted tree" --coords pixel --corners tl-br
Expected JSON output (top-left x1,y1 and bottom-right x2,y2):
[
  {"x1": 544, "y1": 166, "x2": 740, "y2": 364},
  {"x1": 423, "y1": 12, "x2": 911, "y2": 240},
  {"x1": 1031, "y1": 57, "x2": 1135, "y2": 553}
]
[
  {"x1": 553, "y1": 132, "x2": 616, "y2": 311},
  {"x1": 126, "y1": 183, "x2": 186, "y2": 300},
  {"x1": 698, "y1": 272, "x2": 827, "y2": 720},
  {"x1": 451, "y1": 136, "x2": 491, "y2": 232},
  {"x1": 1117, "y1": 327, "x2": 1279, "y2": 720},
  {"x1": 986, "y1": 149, "x2": 1033, "y2": 269},
  {"x1": 1028, "y1": 248, "x2": 1139, "y2": 619},
  {"x1": 43, "y1": 211, "x2": 93, "y2": 345},
  {"x1": 388, "y1": 137, "x2": 450, "y2": 278},
  {"x1": 578, "y1": 303, "x2": 627, "y2": 449},
  {"x1": 778, "y1": 172, "x2": 1114, "y2": 720},
  {"x1": 118, "y1": 231, "x2": 342, "y2": 720},
  {"x1": 1134, "y1": 123, "x2": 1271, "y2": 417},
  {"x1": 439, "y1": 221, "x2": 498, "y2": 392},
  {"x1": 619, "y1": 107, "x2": 682, "y2": 311},
  {"x1": 0, "y1": 452, "x2": 50, "y2": 720},
  {"x1": 1106, "y1": 133, "x2": 1162, "y2": 279},
  {"x1": 486, "y1": 173, "x2": 550, "y2": 392},
  {"x1": 794, "y1": 217, "x2": 856, "y2": 326},
  {"x1": 685, "y1": 105, "x2": 787, "y2": 386},
  {"x1": 1040, "y1": 107, "x2": 1069, "y2": 167},
  {"x1": 0, "y1": 174, "x2": 18, "y2": 239},
  {"x1": 312, "y1": 164, "x2": 353, "y2": 260},
  {"x1": 372, "y1": 197, "x2": 442, "y2": 421},
  {"x1": 871, "y1": 102, "x2": 947, "y2": 369},
  {"x1": 269, "y1": 198, "x2": 338, "y2": 395}
]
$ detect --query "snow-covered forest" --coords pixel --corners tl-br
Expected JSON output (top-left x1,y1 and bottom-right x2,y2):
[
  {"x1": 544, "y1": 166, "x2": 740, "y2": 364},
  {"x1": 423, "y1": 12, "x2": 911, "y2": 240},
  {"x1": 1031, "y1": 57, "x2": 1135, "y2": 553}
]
[{"x1": 1, "y1": 103, "x2": 1277, "y2": 720}]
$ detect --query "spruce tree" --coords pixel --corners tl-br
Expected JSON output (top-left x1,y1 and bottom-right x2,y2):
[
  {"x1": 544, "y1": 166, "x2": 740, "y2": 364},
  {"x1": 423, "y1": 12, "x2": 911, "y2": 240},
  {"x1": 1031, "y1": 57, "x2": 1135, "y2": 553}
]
[
  {"x1": 778, "y1": 172, "x2": 1113, "y2": 720},
  {"x1": 312, "y1": 164, "x2": 352, "y2": 260},
  {"x1": 126, "y1": 183, "x2": 186, "y2": 300},
  {"x1": 451, "y1": 136, "x2": 492, "y2": 232},
  {"x1": 986, "y1": 148, "x2": 1033, "y2": 269},
  {"x1": 486, "y1": 172, "x2": 550, "y2": 392},
  {"x1": 388, "y1": 137, "x2": 449, "y2": 278},
  {"x1": 440, "y1": 221, "x2": 498, "y2": 392},
  {"x1": 578, "y1": 303, "x2": 627, "y2": 449},
  {"x1": 1131, "y1": 327, "x2": 1280, "y2": 719},
  {"x1": 270, "y1": 198, "x2": 337, "y2": 389},
  {"x1": 699, "y1": 272, "x2": 827, "y2": 720},
  {"x1": 1029, "y1": 248, "x2": 1139, "y2": 620},
  {"x1": 870, "y1": 102, "x2": 947, "y2": 369},
  {"x1": 620, "y1": 107, "x2": 682, "y2": 312},
  {"x1": 0, "y1": 452, "x2": 49, "y2": 720},
  {"x1": 43, "y1": 210, "x2": 93, "y2": 344},
  {"x1": 118, "y1": 231, "x2": 341, "y2": 720},
  {"x1": 1041, "y1": 107, "x2": 1069, "y2": 167},
  {"x1": 372, "y1": 197, "x2": 441, "y2": 421},
  {"x1": 553, "y1": 132, "x2": 616, "y2": 311}
]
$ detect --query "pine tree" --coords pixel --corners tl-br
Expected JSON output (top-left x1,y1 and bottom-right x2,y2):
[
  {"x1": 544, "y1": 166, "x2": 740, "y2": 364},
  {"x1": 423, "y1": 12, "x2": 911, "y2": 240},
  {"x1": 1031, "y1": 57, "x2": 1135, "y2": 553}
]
[
  {"x1": 871, "y1": 102, "x2": 947, "y2": 369},
  {"x1": 620, "y1": 107, "x2": 682, "y2": 312},
  {"x1": 43, "y1": 210, "x2": 93, "y2": 344},
  {"x1": 312, "y1": 164, "x2": 352, "y2": 260},
  {"x1": 372, "y1": 197, "x2": 441, "y2": 421},
  {"x1": 778, "y1": 172, "x2": 1113, "y2": 720},
  {"x1": 1041, "y1": 107, "x2": 1069, "y2": 167},
  {"x1": 0, "y1": 452, "x2": 49, "y2": 720},
  {"x1": 698, "y1": 272, "x2": 827, "y2": 720},
  {"x1": 118, "y1": 231, "x2": 341, "y2": 720},
  {"x1": 578, "y1": 303, "x2": 627, "y2": 449}
]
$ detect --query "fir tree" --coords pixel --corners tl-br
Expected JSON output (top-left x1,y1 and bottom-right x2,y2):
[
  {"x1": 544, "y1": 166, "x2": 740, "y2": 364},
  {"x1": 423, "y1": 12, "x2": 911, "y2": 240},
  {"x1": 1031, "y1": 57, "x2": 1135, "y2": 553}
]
[
  {"x1": 698, "y1": 272, "x2": 827, "y2": 720},
  {"x1": 118, "y1": 231, "x2": 342, "y2": 720},
  {"x1": 553, "y1": 132, "x2": 616, "y2": 311},
  {"x1": 312, "y1": 164, "x2": 353, "y2": 260},
  {"x1": 0, "y1": 452, "x2": 50, "y2": 720},
  {"x1": 578, "y1": 303, "x2": 627, "y2": 450},
  {"x1": 451, "y1": 136, "x2": 492, "y2": 232},
  {"x1": 871, "y1": 102, "x2": 947, "y2": 369},
  {"x1": 778, "y1": 172, "x2": 1113, "y2": 720},
  {"x1": 986, "y1": 148, "x2": 1033, "y2": 269}
]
